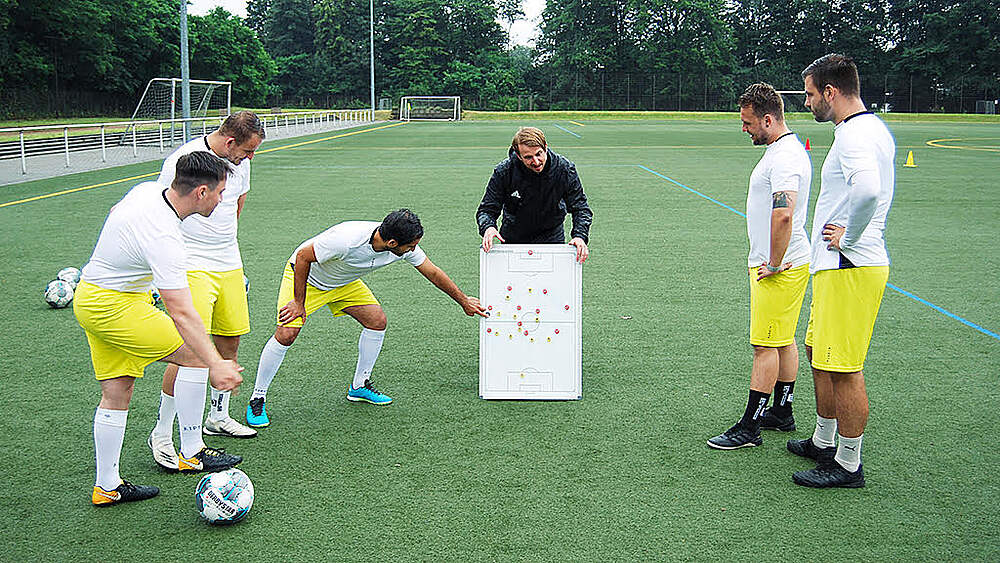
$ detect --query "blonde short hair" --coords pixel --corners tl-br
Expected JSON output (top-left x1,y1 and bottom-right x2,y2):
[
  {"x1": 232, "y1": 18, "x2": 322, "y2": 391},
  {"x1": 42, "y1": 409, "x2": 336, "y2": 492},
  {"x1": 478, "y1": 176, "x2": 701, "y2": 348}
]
[{"x1": 511, "y1": 127, "x2": 546, "y2": 152}]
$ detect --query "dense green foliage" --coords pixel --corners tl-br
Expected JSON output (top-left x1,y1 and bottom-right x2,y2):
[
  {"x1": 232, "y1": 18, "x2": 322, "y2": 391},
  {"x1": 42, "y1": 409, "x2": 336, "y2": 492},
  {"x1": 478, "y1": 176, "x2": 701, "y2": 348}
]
[
  {"x1": 1, "y1": 0, "x2": 997, "y2": 116},
  {"x1": 0, "y1": 0, "x2": 273, "y2": 116}
]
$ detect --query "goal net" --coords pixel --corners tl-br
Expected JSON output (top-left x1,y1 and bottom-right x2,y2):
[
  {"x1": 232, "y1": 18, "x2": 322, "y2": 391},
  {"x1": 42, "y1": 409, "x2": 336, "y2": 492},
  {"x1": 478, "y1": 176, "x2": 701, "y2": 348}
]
[
  {"x1": 975, "y1": 100, "x2": 996, "y2": 114},
  {"x1": 399, "y1": 96, "x2": 461, "y2": 121},
  {"x1": 776, "y1": 90, "x2": 807, "y2": 114},
  {"x1": 124, "y1": 78, "x2": 232, "y2": 147}
]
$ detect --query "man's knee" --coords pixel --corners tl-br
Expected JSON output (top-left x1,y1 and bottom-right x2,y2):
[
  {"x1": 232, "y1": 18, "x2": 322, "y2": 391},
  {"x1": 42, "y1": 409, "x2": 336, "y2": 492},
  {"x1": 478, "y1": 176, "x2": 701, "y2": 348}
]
[
  {"x1": 275, "y1": 326, "x2": 300, "y2": 346},
  {"x1": 99, "y1": 377, "x2": 136, "y2": 409},
  {"x1": 346, "y1": 305, "x2": 387, "y2": 331},
  {"x1": 160, "y1": 344, "x2": 207, "y2": 368},
  {"x1": 752, "y1": 345, "x2": 778, "y2": 358},
  {"x1": 366, "y1": 309, "x2": 387, "y2": 331},
  {"x1": 212, "y1": 335, "x2": 241, "y2": 359}
]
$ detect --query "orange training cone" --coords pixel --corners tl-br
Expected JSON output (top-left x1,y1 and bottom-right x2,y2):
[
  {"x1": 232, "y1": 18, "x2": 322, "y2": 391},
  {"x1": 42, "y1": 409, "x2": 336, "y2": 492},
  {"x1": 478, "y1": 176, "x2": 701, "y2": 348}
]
[
  {"x1": 903, "y1": 150, "x2": 917, "y2": 167},
  {"x1": 805, "y1": 138, "x2": 811, "y2": 150}
]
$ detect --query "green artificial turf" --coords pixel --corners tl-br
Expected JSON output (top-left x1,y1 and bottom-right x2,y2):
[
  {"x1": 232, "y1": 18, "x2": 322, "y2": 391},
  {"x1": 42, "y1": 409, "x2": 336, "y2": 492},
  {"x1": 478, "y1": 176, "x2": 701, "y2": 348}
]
[{"x1": 1, "y1": 118, "x2": 997, "y2": 561}]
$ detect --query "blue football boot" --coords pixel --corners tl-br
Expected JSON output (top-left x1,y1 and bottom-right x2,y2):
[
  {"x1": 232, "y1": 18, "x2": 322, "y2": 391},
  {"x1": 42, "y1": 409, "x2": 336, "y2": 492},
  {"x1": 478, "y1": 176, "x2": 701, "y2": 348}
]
[
  {"x1": 347, "y1": 379, "x2": 392, "y2": 405},
  {"x1": 246, "y1": 397, "x2": 270, "y2": 427}
]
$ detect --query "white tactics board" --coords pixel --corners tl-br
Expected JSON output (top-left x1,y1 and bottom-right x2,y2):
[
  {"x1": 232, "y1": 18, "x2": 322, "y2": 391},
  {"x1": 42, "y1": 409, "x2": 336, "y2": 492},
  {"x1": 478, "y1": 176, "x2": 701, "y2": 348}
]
[{"x1": 479, "y1": 244, "x2": 582, "y2": 400}]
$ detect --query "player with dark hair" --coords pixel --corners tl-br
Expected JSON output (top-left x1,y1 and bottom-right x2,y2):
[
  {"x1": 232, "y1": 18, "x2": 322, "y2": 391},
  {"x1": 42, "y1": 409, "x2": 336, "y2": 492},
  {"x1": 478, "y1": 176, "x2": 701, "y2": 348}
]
[
  {"x1": 74, "y1": 152, "x2": 243, "y2": 506},
  {"x1": 147, "y1": 110, "x2": 265, "y2": 473},
  {"x1": 707, "y1": 82, "x2": 811, "y2": 450},
  {"x1": 246, "y1": 209, "x2": 486, "y2": 426},
  {"x1": 790, "y1": 54, "x2": 895, "y2": 488},
  {"x1": 477, "y1": 126, "x2": 593, "y2": 263}
]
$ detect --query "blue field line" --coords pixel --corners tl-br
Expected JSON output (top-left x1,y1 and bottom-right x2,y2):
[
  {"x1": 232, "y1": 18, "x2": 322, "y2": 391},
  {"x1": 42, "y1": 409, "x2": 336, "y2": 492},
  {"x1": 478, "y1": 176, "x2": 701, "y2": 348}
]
[
  {"x1": 552, "y1": 123, "x2": 582, "y2": 138},
  {"x1": 636, "y1": 165, "x2": 746, "y2": 217},
  {"x1": 885, "y1": 284, "x2": 1000, "y2": 341},
  {"x1": 637, "y1": 163, "x2": 999, "y2": 342}
]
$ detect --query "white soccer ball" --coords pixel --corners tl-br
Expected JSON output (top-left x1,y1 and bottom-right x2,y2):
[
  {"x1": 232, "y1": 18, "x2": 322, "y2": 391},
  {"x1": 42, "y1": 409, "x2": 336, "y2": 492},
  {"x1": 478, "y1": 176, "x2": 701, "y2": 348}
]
[
  {"x1": 44, "y1": 279, "x2": 74, "y2": 308},
  {"x1": 56, "y1": 267, "x2": 81, "y2": 288},
  {"x1": 195, "y1": 468, "x2": 254, "y2": 524},
  {"x1": 150, "y1": 287, "x2": 161, "y2": 305}
]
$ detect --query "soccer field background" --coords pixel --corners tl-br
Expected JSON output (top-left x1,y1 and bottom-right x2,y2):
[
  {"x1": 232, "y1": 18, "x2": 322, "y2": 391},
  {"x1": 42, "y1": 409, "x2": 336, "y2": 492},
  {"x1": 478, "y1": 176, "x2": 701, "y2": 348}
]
[{"x1": 1, "y1": 118, "x2": 998, "y2": 560}]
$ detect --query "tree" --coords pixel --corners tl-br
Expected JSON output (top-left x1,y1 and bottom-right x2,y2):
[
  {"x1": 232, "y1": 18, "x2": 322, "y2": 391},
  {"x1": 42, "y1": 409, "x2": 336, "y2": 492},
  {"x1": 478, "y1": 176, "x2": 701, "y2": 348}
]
[
  {"x1": 313, "y1": 0, "x2": 371, "y2": 104},
  {"x1": 189, "y1": 8, "x2": 277, "y2": 107}
]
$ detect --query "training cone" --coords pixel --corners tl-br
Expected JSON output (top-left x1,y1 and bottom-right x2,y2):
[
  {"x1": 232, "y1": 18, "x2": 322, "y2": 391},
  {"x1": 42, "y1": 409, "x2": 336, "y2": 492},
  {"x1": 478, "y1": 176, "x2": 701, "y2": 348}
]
[
  {"x1": 805, "y1": 138, "x2": 811, "y2": 150},
  {"x1": 903, "y1": 150, "x2": 917, "y2": 167}
]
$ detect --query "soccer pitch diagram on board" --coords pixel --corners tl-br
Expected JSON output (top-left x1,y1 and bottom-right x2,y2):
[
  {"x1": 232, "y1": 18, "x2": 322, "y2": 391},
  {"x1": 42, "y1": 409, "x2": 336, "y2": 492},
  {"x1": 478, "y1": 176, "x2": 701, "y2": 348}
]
[{"x1": 479, "y1": 245, "x2": 582, "y2": 400}]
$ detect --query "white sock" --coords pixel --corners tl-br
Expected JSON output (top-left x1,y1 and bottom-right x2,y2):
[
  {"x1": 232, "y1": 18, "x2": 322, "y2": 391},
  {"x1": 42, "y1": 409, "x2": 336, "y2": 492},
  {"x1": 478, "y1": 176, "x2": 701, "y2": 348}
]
[
  {"x1": 812, "y1": 415, "x2": 838, "y2": 448},
  {"x1": 353, "y1": 328, "x2": 385, "y2": 389},
  {"x1": 208, "y1": 387, "x2": 230, "y2": 422},
  {"x1": 153, "y1": 391, "x2": 175, "y2": 437},
  {"x1": 835, "y1": 434, "x2": 863, "y2": 472},
  {"x1": 175, "y1": 366, "x2": 209, "y2": 458},
  {"x1": 94, "y1": 408, "x2": 128, "y2": 490},
  {"x1": 252, "y1": 336, "x2": 290, "y2": 400}
]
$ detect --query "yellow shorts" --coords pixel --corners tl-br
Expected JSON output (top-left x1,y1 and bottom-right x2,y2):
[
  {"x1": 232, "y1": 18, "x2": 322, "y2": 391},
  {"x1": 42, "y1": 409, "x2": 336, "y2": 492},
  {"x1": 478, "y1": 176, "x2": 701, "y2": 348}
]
[
  {"x1": 187, "y1": 268, "x2": 250, "y2": 337},
  {"x1": 749, "y1": 264, "x2": 809, "y2": 347},
  {"x1": 805, "y1": 266, "x2": 889, "y2": 372},
  {"x1": 275, "y1": 263, "x2": 379, "y2": 328},
  {"x1": 73, "y1": 281, "x2": 184, "y2": 380}
]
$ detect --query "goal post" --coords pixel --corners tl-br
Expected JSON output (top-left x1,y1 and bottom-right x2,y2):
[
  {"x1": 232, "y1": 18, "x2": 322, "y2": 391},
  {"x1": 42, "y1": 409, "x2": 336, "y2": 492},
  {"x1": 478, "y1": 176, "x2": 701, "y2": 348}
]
[
  {"x1": 125, "y1": 78, "x2": 232, "y2": 146},
  {"x1": 399, "y1": 96, "x2": 461, "y2": 121}
]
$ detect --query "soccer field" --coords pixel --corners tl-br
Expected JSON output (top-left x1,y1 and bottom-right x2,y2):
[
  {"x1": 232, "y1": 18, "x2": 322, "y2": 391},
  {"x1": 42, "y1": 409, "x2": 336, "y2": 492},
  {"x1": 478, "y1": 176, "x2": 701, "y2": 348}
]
[{"x1": 2, "y1": 118, "x2": 998, "y2": 560}]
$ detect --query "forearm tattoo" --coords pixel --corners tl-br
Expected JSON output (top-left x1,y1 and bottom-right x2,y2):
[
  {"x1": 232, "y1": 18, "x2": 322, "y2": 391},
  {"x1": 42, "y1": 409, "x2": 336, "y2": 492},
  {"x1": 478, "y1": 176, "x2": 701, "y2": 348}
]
[{"x1": 772, "y1": 191, "x2": 790, "y2": 209}]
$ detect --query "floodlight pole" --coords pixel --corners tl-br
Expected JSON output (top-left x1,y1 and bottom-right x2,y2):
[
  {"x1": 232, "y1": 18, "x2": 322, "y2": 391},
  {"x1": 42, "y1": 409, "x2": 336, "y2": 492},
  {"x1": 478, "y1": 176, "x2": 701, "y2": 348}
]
[
  {"x1": 370, "y1": 0, "x2": 375, "y2": 115},
  {"x1": 179, "y1": 0, "x2": 192, "y2": 140}
]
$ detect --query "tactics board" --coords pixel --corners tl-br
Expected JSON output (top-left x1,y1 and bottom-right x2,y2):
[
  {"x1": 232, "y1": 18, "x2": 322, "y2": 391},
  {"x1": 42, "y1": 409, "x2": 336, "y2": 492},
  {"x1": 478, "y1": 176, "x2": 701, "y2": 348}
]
[{"x1": 479, "y1": 244, "x2": 582, "y2": 400}]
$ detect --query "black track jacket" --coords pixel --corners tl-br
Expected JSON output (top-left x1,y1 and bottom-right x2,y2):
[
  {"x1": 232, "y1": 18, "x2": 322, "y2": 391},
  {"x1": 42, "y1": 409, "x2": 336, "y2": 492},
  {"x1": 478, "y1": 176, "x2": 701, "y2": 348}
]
[{"x1": 476, "y1": 148, "x2": 593, "y2": 244}]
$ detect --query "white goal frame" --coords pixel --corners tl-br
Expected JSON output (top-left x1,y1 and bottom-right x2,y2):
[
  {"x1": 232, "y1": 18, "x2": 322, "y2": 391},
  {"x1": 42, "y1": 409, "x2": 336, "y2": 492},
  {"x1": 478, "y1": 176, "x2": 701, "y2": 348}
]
[
  {"x1": 126, "y1": 78, "x2": 231, "y2": 145},
  {"x1": 399, "y1": 96, "x2": 461, "y2": 121},
  {"x1": 130, "y1": 78, "x2": 232, "y2": 122}
]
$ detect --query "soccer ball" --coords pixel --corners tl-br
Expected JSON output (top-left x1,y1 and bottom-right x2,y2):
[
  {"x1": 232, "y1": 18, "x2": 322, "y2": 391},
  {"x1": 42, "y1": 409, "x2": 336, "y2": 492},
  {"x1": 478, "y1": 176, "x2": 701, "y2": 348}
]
[
  {"x1": 150, "y1": 287, "x2": 161, "y2": 305},
  {"x1": 44, "y1": 279, "x2": 74, "y2": 308},
  {"x1": 56, "y1": 267, "x2": 81, "y2": 288},
  {"x1": 195, "y1": 468, "x2": 254, "y2": 524}
]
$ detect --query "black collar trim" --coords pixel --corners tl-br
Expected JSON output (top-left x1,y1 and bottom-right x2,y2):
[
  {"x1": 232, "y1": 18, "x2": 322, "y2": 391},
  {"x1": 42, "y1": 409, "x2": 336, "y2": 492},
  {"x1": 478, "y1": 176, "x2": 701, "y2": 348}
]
[
  {"x1": 161, "y1": 188, "x2": 181, "y2": 219},
  {"x1": 773, "y1": 132, "x2": 795, "y2": 143},
  {"x1": 842, "y1": 110, "x2": 873, "y2": 123}
]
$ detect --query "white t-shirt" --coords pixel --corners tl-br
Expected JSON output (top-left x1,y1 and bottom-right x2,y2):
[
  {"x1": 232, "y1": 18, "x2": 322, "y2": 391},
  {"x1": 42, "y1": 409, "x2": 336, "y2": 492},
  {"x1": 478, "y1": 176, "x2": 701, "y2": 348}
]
[
  {"x1": 81, "y1": 182, "x2": 188, "y2": 292},
  {"x1": 158, "y1": 136, "x2": 252, "y2": 271},
  {"x1": 811, "y1": 112, "x2": 895, "y2": 273},
  {"x1": 746, "y1": 132, "x2": 812, "y2": 268},
  {"x1": 292, "y1": 221, "x2": 428, "y2": 290}
]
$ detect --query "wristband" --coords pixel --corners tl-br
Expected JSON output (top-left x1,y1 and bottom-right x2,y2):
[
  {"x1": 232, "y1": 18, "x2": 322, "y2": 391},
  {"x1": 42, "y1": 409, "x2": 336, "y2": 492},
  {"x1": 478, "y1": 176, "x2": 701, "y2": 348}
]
[{"x1": 766, "y1": 264, "x2": 781, "y2": 273}]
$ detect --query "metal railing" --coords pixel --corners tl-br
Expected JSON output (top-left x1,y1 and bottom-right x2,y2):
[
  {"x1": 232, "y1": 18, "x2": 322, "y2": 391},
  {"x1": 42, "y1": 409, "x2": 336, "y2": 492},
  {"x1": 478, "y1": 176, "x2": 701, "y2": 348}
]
[{"x1": 0, "y1": 108, "x2": 375, "y2": 177}]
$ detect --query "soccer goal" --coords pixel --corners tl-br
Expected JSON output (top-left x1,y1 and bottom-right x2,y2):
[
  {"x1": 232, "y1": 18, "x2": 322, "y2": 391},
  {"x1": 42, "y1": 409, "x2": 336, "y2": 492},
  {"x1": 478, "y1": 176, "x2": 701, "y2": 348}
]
[
  {"x1": 125, "y1": 78, "x2": 232, "y2": 146},
  {"x1": 975, "y1": 100, "x2": 996, "y2": 115},
  {"x1": 776, "y1": 90, "x2": 807, "y2": 114},
  {"x1": 399, "y1": 96, "x2": 461, "y2": 121}
]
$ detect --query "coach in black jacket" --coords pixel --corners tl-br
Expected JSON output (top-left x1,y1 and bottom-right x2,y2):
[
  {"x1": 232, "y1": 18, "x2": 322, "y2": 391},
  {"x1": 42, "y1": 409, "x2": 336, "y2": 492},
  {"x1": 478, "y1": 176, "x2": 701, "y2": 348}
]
[{"x1": 476, "y1": 127, "x2": 593, "y2": 263}]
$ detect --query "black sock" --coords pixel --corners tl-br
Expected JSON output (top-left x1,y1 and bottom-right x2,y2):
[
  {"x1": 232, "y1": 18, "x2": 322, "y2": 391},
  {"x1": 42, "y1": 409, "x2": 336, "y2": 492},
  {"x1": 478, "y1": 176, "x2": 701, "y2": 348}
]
[
  {"x1": 739, "y1": 390, "x2": 770, "y2": 429},
  {"x1": 771, "y1": 381, "x2": 795, "y2": 417}
]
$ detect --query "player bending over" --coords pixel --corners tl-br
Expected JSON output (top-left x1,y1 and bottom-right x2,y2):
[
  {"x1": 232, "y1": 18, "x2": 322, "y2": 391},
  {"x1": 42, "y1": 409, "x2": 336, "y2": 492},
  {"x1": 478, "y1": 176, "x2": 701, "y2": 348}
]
[
  {"x1": 246, "y1": 209, "x2": 485, "y2": 427},
  {"x1": 74, "y1": 152, "x2": 243, "y2": 507}
]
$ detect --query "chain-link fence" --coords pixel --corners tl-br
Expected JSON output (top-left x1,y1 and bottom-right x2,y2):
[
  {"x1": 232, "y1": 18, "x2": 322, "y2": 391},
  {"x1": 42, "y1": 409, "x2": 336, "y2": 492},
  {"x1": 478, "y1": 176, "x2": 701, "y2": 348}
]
[{"x1": 467, "y1": 71, "x2": 1000, "y2": 114}]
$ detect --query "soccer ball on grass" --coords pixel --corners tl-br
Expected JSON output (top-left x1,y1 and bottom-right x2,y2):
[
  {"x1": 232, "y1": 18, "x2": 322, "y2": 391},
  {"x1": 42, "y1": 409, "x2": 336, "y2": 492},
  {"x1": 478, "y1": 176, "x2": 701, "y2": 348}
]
[
  {"x1": 44, "y1": 279, "x2": 74, "y2": 308},
  {"x1": 195, "y1": 468, "x2": 254, "y2": 524},
  {"x1": 56, "y1": 267, "x2": 81, "y2": 288}
]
